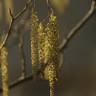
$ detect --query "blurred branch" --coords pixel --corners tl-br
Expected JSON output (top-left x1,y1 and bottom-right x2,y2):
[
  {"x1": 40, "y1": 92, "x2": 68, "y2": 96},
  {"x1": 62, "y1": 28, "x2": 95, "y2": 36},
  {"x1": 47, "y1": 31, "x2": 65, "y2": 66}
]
[
  {"x1": 59, "y1": 0, "x2": 96, "y2": 52},
  {"x1": 0, "y1": 0, "x2": 32, "y2": 50},
  {"x1": 19, "y1": 31, "x2": 26, "y2": 78},
  {"x1": 0, "y1": 63, "x2": 47, "y2": 92},
  {"x1": 59, "y1": 52, "x2": 64, "y2": 68},
  {"x1": 0, "y1": 75, "x2": 33, "y2": 92}
]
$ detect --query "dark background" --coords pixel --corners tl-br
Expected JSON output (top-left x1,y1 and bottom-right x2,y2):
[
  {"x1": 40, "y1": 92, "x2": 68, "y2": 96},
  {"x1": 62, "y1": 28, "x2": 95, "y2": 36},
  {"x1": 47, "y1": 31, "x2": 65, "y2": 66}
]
[{"x1": 0, "y1": 0, "x2": 96, "y2": 96}]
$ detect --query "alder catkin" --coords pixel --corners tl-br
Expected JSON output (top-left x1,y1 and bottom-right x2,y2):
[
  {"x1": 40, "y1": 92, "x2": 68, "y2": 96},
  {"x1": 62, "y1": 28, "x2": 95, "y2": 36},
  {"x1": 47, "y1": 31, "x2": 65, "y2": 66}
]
[
  {"x1": 30, "y1": 9, "x2": 39, "y2": 75},
  {"x1": 44, "y1": 11, "x2": 59, "y2": 96},
  {"x1": 0, "y1": 47, "x2": 9, "y2": 96},
  {"x1": 38, "y1": 23, "x2": 46, "y2": 65}
]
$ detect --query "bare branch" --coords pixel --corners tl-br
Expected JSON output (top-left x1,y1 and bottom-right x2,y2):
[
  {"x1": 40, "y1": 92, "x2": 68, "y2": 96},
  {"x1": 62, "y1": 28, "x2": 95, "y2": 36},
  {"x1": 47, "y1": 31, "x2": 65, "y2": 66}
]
[
  {"x1": 0, "y1": 0, "x2": 32, "y2": 50},
  {"x1": 0, "y1": 63, "x2": 47, "y2": 92},
  {"x1": 9, "y1": 8, "x2": 14, "y2": 19},
  {"x1": 9, "y1": 74, "x2": 33, "y2": 89},
  {"x1": 59, "y1": 0, "x2": 96, "y2": 51},
  {"x1": 0, "y1": 75, "x2": 33, "y2": 92},
  {"x1": 19, "y1": 31, "x2": 26, "y2": 78},
  {"x1": 59, "y1": 52, "x2": 64, "y2": 68}
]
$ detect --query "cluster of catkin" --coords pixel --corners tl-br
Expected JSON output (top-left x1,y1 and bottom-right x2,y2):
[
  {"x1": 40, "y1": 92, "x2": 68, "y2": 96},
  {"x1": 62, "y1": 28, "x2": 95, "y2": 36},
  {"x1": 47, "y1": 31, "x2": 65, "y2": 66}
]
[
  {"x1": 0, "y1": 47, "x2": 9, "y2": 96},
  {"x1": 43, "y1": 12, "x2": 59, "y2": 96},
  {"x1": 0, "y1": 8, "x2": 59, "y2": 96},
  {"x1": 31, "y1": 9, "x2": 59, "y2": 96}
]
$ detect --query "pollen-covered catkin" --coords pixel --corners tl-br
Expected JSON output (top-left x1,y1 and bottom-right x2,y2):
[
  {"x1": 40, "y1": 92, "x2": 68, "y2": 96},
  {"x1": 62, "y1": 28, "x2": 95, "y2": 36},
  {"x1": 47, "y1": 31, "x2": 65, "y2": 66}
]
[
  {"x1": 31, "y1": 9, "x2": 39, "y2": 75},
  {"x1": 0, "y1": 47, "x2": 9, "y2": 96},
  {"x1": 44, "y1": 63, "x2": 57, "y2": 96},
  {"x1": 44, "y1": 12, "x2": 59, "y2": 96},
  {"x1": 38, "y1": 23, "x2": 46, "y2": 65}
]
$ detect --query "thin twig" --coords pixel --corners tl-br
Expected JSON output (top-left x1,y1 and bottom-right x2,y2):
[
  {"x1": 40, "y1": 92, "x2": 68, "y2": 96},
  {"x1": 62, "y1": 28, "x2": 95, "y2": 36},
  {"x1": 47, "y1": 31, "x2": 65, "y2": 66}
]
[
  {"x1": 0, "y1": 0, "x2": 32, "y2": 50},
  {"x1": 19, "y1": 31, "x2": 26, "y2": 78},
  {"x1": 0, "y1": 75, "x2": 33, "y2": 92},
  {"x1": 0, "y1": 63, "x2": 48, "y2": 92},
  {"x1": 9, "y1": 74, "x2": 33, "y2": 89},
  {"x1": 59, "y1": 52, "x2": 64, "y2": 68},
  {"x1": 59, "y1": 0, "x2": 96, "y2": 51}
]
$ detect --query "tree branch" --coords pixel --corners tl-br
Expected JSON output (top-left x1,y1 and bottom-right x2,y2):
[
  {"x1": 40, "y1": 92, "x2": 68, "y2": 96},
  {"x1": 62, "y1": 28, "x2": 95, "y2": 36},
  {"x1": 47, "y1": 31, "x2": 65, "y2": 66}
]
[
  {"x1": 19, "y1": 31, "x2": 26, "y2": 78},
  {"x1": 0, "y1": 61, "x2": 48, "y2": 92},
  {"x1": 59, "y1": 0, "x2": 96, "y2": 52},
  {"x1": 0, "y1": 0, "x2": 32, "y2": 50},
  {"x1": 0, "y1": 75, "x2": 33, "y2": 92},
  {"x1": 59, "y1": 52, "x2": 64, "y2": 68}
]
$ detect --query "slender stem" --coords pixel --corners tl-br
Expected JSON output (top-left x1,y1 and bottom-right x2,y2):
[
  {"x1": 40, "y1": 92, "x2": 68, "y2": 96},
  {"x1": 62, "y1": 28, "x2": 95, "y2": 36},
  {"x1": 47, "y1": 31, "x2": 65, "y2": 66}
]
[
  {"x1": 19, "y1": 31, "x2": 26, "y2": 78},
  {"x1": 59, "y1": 0, "x2": 96, "y2": 51},
  {"x1": 0, "y1": 19, "x2": 13, "y2": 49},
  {"x1": 0, "y1": 75, "x2": 33, "y2": 92},
  {"x1": 0, "y1": 0, "x2": 32, "y2": 50},
  {"x1": 0, "y1": 63, "x2": 48, "y2": 92},
  {"x1": 59, "y1": 52, "x2": 64, "y2": 68}
]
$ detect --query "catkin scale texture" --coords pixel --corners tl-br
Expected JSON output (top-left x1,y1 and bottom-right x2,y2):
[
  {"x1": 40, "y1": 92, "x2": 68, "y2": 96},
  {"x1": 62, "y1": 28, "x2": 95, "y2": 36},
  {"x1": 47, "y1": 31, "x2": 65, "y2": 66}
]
[
  {"x1": 31, "y1": 9, "x2": 39, "y2": 75},
  {"x1": 0, "y1": 47, "x2": 9, "y2": 96},
  {"x1": 38, "y1": 23, "x2": 46, "y2": 65},
  {"x1": 44, "y1": 12, "x2": 59, "y2": 96}
]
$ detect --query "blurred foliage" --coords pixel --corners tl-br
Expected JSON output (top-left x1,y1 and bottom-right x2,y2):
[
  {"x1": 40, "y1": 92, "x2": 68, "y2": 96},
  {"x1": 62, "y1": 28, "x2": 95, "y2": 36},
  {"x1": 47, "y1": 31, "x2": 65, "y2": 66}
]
[
  {"x1": 0, "y1": 0, "x2": 13, "y2": 23},
  {"x1": 49, "y1": 0, "x2": 69, "y2": 13}
]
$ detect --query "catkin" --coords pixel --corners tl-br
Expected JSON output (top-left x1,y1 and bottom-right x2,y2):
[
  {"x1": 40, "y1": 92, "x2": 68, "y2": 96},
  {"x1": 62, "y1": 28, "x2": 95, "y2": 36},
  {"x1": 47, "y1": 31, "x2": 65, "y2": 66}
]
[
  {"x1": 38, "y1": 23, "x2": 46, "y2": 65},
  {"x1": 44, "y1": 63, "x2": 57, "y2": 96},
  {"x1": 30, "y1": 9, "x2": 39, "y2": 75},
  {"x1": 0, "y1": 47, "x2": 9, "y2": 96},
  {"x1": 44, "y1": 11, "x2": 59, "y2": 96}
]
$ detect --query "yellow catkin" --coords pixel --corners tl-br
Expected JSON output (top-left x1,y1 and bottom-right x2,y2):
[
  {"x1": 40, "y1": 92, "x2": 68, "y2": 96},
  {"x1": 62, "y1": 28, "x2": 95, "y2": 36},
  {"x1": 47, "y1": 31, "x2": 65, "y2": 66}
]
[
  {"x1": 44, "y1": 11, "x2": 59, "y2": 96},
  {"x1": 38, "y1": 23, "x2": 46, "y2": 65},
  {"x1": 31, "y1": 9, "x2": 39, "y2": 75},
  {"x1": 0, "y1": 47, "x2": 9, "y2": 96},
  {"x1": 44, "y1": 63, "x2": 57, "y2": 96}
]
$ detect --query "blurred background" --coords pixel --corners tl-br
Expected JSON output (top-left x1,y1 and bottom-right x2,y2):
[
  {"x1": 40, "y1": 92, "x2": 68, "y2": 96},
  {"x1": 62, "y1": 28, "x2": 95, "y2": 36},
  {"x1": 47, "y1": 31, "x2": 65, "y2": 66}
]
[{"x1": 0, "y1": 0, "x2": 96, "y2": 96}]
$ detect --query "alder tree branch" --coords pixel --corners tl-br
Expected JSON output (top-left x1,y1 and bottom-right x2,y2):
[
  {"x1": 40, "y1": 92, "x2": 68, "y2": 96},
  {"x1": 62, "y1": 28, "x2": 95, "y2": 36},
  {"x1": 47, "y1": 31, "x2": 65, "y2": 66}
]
[
  {"x1": 59, "y1": 0, "x2": 96, "y2": 52},
  {"x1": 0, "y1": 0, "x2": 32, "y2": 50},
  {"x1": 0, "y1": 63, "x2": 47, "y2": 92},
  {"x1": 59, "y1": 52, "x2": 64, "y2": 68},
  {"x1": 0, "y1": 0, "x2": 96, "y2": 93},
  {"x1": 58, "y1": 0, "x2": 96, "y2": 68},
  {"x1": 19, "y1": 31, "x2": 27, "y2": 78}
]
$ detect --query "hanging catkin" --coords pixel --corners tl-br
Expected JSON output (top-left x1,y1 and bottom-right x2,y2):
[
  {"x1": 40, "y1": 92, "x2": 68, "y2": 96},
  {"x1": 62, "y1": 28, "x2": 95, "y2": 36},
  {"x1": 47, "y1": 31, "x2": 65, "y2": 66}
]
[
  {"x1": 30, "y1": 9, "x2": 39, "y2": 75},
  {"x1": 44, "y1": 11, "x2": 59, "y2": 96},
  {"x1": 38, "y1": 23, "x2": 46, "y2": 65},
  {"x1": 0, "y1": 47, "x2": 9, "y2": 96}
]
